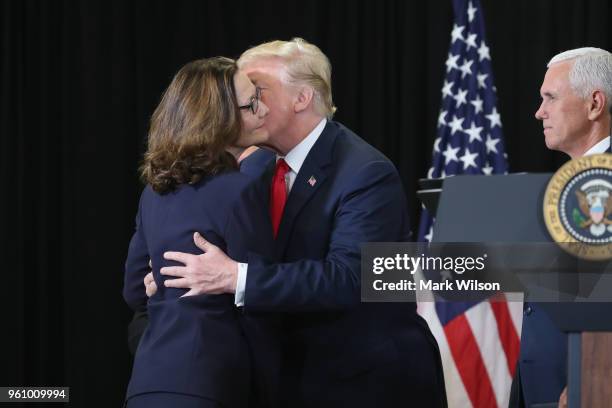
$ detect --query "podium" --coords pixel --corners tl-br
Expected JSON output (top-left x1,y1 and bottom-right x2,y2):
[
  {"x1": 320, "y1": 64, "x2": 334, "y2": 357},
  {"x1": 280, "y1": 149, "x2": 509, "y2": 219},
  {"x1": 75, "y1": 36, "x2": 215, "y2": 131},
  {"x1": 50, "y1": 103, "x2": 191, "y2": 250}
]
[{"x1": 424, "y1": 173, "x2": 612, "y2": 408}]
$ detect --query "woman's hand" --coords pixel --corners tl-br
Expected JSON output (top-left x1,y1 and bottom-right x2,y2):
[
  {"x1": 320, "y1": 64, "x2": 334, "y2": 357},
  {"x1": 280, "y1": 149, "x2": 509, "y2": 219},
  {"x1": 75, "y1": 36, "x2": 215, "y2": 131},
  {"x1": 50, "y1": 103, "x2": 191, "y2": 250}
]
[{"x1": 144, "y1": 261, "x2": 157, "y2": 297}]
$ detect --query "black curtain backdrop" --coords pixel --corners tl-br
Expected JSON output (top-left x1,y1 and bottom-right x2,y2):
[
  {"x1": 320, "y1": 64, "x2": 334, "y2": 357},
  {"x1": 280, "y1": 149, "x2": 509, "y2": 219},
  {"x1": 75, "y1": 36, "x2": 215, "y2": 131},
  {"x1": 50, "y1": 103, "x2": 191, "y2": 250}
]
[{"x1": 1, "y1": 0, "x2": 610, "y2": 406}]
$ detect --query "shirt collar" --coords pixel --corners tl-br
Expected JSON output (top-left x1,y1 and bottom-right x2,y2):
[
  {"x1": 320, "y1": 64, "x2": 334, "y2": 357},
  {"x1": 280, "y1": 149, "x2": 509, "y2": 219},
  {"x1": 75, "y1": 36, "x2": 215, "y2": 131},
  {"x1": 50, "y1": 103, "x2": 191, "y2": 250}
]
[
  {"x1": 584, "y1": 136, "x2": 611, "y2": 156},
  {"x1": 279, "y1": 118, "x2": 327, "y2": 174}
]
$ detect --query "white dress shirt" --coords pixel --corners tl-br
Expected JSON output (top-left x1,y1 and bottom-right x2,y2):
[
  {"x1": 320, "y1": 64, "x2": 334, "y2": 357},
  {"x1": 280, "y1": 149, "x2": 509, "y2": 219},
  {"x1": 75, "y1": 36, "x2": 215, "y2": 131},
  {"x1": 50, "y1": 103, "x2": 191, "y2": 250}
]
[
  {"x1": 583, "y1": 135, "x2": 611, "y2": 156},
  {"x1": 234, "y1": 119, "x2": 328, "y2": 306}
]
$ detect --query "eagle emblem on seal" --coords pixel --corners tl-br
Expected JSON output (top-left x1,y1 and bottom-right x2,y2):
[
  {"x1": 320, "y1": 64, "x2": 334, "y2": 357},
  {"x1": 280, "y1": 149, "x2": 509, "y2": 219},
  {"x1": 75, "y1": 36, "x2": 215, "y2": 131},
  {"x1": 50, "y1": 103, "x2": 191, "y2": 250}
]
[{"x1": 574, "y1": 179, "x2": 612, "y2": 237}]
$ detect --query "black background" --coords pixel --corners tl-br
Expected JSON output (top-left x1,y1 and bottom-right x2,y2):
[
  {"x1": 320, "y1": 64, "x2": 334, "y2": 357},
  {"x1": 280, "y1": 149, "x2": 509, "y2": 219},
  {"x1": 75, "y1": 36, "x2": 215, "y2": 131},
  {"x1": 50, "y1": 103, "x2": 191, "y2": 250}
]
[{"x1": 1, "y1": 0, "x2": 611, "y2": 406}]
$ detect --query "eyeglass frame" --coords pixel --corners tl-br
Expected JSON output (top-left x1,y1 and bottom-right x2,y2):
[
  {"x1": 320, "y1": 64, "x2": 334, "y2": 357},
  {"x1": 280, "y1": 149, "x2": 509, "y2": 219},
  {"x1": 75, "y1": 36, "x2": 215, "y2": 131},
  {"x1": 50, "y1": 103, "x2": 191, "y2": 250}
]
[{"x1": 238, "y1": 87, "x2": 262, "y2": 114}]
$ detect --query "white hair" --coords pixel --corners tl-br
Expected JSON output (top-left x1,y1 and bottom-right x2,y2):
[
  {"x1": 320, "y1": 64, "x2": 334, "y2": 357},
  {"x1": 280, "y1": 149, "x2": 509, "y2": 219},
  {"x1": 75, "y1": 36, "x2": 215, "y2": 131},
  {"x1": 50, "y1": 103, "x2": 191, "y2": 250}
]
[
  {"x1": 548, "y1": 47, "x2": 612, "y2": 109},
  {"x1": 238, "y1": 38, "x2": 337, "y2": 119}
]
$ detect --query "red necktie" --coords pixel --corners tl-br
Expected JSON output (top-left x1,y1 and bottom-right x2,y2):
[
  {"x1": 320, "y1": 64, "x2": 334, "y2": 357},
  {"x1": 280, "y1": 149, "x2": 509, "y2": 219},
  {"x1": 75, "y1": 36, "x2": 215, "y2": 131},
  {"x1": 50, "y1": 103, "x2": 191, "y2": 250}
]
[{"x1": 270, "y1": 158, "x2": 290, "y2": 238}]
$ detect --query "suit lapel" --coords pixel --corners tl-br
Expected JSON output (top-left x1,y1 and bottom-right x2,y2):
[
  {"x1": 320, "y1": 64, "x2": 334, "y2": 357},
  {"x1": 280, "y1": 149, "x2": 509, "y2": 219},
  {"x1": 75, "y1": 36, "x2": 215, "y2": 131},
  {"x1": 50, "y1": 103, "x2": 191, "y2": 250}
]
[{"x1": 274, "y1": 122, "x2": 337, "y2": 258}]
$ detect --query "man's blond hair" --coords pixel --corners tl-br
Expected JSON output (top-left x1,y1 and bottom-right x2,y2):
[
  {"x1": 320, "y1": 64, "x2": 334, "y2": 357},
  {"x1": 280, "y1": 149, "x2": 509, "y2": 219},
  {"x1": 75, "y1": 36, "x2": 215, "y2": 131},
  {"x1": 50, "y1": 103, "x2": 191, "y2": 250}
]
[{"x1": 239, "y1": 38, "x2": 337, "y2": 119}]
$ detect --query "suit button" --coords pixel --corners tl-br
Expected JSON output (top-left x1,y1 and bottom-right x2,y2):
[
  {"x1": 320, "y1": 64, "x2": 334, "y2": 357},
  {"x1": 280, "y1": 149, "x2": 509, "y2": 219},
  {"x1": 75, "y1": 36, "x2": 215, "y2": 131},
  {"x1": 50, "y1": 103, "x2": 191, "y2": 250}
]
[{"x1": 524, "y1": 306, "x2": 532, "y2": 316}]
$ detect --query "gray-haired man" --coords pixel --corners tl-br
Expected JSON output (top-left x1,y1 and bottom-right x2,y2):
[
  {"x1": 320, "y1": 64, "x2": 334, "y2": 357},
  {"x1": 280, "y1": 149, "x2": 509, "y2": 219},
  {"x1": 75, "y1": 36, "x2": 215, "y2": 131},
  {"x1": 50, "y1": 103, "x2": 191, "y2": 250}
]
[{"x1": 511, "y1": 47, "x2": 611, "y2": 408}]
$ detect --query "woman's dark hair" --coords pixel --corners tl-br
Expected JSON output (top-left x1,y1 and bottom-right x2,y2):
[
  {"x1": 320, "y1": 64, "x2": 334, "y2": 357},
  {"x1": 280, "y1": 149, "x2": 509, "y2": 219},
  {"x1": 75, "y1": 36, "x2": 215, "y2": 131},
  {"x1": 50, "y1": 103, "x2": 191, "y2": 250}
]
[{"x1": 140, "y1": 57, "x2": 241, "y2": 193}]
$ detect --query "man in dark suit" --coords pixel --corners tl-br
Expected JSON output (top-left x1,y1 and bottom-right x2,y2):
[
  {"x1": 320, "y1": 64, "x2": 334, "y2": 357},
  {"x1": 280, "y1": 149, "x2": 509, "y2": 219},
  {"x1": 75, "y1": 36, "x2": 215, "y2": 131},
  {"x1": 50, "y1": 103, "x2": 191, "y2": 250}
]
[
  {"x1": 158, "y1": 38, "x2": 445, "y2": 407},
  {"x1": 510, "y1": 47, "x2": 611, "y2": 408}
]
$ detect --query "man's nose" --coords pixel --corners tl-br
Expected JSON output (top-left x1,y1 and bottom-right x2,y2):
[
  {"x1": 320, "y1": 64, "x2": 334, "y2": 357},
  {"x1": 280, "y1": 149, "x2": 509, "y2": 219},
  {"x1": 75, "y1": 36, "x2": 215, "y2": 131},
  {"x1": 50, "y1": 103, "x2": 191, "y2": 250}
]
[
  {"x1": 535, "y1": 103, "x2": 545, "y2": 120},
  {"x1": 258, "y1": 102, "x2": 270, "y2": 117}
]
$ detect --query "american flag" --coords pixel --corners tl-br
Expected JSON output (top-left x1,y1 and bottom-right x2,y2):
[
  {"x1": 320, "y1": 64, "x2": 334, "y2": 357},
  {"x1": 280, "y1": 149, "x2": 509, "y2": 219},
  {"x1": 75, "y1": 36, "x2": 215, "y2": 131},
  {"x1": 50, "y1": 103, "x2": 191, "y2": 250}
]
[{"x1": 417, "y1": 0, "x2": 522, "y2": 407}]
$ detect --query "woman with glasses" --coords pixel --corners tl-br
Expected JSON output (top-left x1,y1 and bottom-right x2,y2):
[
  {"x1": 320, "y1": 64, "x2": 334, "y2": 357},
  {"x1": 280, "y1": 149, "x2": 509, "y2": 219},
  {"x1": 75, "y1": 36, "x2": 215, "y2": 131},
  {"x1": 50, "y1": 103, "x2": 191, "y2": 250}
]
[{"x1": 123, "y1": 57, "x2": 275, "y2": 408}]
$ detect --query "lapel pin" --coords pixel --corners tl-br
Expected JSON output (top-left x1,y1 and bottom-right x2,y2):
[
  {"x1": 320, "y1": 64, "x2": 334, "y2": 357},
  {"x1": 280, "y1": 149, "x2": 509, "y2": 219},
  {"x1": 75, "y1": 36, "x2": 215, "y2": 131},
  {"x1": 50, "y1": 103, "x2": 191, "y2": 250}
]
[{"x1": 307, "y1": 176, "x2": 317, "y2": 187}]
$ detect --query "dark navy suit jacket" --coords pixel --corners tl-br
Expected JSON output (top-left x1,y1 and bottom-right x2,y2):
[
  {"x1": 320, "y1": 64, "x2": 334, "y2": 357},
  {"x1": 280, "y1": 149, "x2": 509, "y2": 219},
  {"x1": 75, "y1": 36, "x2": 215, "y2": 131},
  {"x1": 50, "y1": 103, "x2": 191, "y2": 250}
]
[
  {"x1": 515, "y1": 303, "x2": 567, "y2": 407},
  {"x1": 123, "y1": 171, "x2": 274, "y2": 407},
  {"x1": 240, "y1": 121, "x2": 446, "y2": 408}
]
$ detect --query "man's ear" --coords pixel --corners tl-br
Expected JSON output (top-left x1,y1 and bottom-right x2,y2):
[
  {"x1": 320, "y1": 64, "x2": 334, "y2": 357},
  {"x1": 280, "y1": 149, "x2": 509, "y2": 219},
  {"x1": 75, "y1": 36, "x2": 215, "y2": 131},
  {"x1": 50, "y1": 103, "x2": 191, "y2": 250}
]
[
  {"x1": 294, "y1": 86, "x2": 315, "y2": 113},
  {"x1": 587, "y1": 90, "x2": 607, "y2": 121}
]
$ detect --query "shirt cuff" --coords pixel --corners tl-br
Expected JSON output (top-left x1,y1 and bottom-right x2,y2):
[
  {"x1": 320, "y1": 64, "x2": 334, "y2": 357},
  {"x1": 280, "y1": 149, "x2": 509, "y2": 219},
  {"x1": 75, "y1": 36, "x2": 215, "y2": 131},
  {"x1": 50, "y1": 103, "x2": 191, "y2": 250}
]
[{"x1": 234, "y1": 262, "x2": 248, "y2": 307}]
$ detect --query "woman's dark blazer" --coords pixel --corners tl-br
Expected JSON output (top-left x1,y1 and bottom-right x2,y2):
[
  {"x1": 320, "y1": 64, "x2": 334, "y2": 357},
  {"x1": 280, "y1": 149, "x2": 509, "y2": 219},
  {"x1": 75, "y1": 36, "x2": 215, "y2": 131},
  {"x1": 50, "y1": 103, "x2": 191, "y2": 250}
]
[{"x1": 123, "y1": 171, "x2": 274, "y2": 407}]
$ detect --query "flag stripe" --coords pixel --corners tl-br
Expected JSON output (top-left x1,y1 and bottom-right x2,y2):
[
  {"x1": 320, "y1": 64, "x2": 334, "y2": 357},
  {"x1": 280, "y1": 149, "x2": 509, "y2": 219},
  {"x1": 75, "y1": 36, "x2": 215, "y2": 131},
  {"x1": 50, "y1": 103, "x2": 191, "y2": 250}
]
[
  {"x1": 466, "y1": 302, "x2": 513, "y2": 408},
  {"x1": 418, "y1": 301, "x2": 473, "y2": 407},
  {"x1": 444, "y1": 314, "x2": 497, "y2": 408},
  {"x1": 489, "y1": 297, "x2": 521, "y2": 377},
  {"x1": 507, "y1": 294, "x2": 524, "y2": 337}
]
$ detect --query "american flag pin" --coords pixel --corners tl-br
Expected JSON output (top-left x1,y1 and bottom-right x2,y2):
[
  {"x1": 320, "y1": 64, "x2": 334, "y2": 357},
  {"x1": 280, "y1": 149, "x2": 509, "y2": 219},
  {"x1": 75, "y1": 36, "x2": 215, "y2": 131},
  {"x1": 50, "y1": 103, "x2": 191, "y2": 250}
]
[{"x1": 307, "y1": 176, "x2": 317, "y2": 187}]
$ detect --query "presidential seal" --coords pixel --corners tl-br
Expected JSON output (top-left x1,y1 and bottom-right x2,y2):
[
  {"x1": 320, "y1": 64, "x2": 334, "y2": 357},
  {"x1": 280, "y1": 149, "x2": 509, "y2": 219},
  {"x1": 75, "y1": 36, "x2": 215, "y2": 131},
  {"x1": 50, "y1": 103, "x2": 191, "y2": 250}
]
[{"x1": 543, "y1": 153, "x2": 612, "y2": 261}]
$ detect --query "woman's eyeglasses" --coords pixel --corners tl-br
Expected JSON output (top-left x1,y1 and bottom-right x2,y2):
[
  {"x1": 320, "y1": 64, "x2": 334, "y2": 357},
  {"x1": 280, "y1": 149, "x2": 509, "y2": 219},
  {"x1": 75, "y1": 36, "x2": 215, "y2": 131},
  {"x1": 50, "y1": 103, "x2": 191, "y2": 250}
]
[{"x1": 239, "y1": 87, "x2": 262, "y2": 114}]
